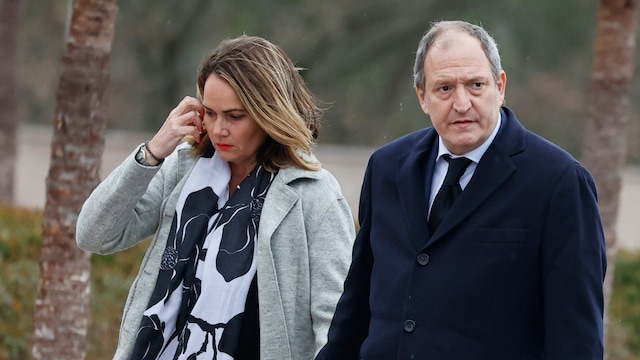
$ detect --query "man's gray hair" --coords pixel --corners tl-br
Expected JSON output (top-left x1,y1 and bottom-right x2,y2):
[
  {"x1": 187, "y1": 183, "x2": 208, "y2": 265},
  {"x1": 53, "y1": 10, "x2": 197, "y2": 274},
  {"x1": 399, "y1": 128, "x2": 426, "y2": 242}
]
[{"x1": 413, "y1": 20, "x2": 502, "y2": 90}]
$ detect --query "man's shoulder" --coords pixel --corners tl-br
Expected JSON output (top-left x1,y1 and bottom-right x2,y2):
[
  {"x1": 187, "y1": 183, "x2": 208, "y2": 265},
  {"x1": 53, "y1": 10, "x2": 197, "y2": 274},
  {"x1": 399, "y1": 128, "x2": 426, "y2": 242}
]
[
  {"x1": 500, "y1": 107, "x2": 578, "y2": 165},
  {"x1": 522, "y1": 130, "x2": 578, "y2": 165}
]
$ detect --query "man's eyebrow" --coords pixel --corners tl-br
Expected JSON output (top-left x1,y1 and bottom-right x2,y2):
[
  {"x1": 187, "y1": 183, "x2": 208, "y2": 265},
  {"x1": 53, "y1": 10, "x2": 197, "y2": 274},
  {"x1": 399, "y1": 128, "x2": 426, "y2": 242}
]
[
  {"x1": 431, "y1": 75, "x2": 489, "y2": 86},
  {"x1": 466, "y1": 76, "x2": 489, "y2": 83},
  {"x1": 431, "y1": 78, "x2": 451, "y2": 86}
]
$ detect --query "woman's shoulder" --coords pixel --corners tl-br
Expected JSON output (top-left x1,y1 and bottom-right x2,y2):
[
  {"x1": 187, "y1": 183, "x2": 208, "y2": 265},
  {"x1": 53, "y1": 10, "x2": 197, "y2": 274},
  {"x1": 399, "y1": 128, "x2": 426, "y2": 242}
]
[
  {"x1": 275, "y1": 166, "x2": 342, "y2": 197},
  {"x1": 161, "y1": 142, "x2": 198, "y2": 170},
  {"x1": 277, "y1": 165, "x2": 336, "y2": 183}
]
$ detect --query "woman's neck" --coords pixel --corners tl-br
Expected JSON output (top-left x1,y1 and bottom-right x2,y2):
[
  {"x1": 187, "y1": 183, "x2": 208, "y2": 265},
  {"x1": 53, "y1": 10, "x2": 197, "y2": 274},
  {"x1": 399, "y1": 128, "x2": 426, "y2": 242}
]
[{"x1": 228, "y1": 161, "x2": 257, "y2": 195}]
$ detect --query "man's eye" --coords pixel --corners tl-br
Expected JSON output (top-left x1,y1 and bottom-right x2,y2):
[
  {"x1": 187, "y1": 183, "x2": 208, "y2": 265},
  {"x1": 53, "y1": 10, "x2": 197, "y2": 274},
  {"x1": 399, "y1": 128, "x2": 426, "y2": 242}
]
[{"x1": 440, "y1": 86, "x2": 450, "y2": 92}]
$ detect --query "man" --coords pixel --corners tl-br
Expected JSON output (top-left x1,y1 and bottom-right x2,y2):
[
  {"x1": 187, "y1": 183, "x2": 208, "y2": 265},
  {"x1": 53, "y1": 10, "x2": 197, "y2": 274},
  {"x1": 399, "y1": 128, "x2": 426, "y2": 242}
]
[{"x1": 317, "y1": 20, "x2": 606, "y2": 359}]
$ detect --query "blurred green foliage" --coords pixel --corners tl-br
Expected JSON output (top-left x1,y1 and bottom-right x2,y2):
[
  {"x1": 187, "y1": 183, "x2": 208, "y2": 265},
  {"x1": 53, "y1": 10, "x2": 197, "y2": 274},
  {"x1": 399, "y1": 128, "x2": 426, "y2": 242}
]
[
  {"x1": 1, "y1": 204, "x2": 640, "y2": 359},
  {"x1": 610, "y1": 251, "x2": 640, "y2": 360},
  {"x1": 0, "y1": 205, "x2": 41, "y2": 359},
  {"x1": 0, "y1": 204, "x2": 147, "y2": 359}
]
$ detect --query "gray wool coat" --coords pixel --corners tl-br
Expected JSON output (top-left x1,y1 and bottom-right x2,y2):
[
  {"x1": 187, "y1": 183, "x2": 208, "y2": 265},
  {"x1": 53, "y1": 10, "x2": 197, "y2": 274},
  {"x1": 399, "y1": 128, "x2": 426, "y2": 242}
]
[{"x1": 76, "y1": 143, "x2": 355, "y2": 360}]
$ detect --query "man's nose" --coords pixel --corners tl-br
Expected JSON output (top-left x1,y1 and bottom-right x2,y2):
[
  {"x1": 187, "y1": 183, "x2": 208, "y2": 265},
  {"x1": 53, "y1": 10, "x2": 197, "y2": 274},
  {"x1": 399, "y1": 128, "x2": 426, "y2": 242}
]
[{"x1": 452, "y1": 87, "x2": 471, "y2": 113}]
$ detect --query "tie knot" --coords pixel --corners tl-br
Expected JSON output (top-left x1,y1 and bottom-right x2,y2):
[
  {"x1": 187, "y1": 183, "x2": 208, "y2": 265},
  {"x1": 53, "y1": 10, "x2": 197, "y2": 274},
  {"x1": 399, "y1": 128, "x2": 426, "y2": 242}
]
[{"x1": 442, "y1": 154, "x2": 472, "y2": 186}]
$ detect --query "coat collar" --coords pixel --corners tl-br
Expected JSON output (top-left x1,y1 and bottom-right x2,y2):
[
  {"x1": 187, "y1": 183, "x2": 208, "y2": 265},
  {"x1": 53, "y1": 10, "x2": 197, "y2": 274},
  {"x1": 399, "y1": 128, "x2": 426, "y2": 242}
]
[
  {"x1": 257, "y1": 154, "x2": 322, "y2": 244},
  {"x1": 396, "y1": 129, "x2": 437, "y2": 248},
  {"x1": 428, "y1": 107, "x2": 527, "y2": 246},
  {"x1": 396, "y1": 107, "x2": 528, "y2": 248}
]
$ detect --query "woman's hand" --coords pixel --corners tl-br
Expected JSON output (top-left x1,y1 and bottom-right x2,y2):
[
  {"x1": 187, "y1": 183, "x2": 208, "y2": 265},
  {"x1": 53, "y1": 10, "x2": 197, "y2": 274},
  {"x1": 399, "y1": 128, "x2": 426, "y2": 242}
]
[{"x1": 146, "y1": 96, "x2": 205, "y2": 161}]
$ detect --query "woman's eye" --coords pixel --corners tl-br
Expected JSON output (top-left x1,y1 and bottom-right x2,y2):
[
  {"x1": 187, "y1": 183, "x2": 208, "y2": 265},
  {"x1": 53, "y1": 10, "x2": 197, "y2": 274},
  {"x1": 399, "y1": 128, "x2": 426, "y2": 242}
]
[{"x1": 204, "y1": 110, "x2": 213, "y2": 116}]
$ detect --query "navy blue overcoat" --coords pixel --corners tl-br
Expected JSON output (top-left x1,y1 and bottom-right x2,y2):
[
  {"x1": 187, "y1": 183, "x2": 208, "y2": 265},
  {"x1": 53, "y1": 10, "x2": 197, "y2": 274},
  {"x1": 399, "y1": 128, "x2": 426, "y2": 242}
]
[{"x1": 318, "y1": 107, "x2": 606, "y2": 359}]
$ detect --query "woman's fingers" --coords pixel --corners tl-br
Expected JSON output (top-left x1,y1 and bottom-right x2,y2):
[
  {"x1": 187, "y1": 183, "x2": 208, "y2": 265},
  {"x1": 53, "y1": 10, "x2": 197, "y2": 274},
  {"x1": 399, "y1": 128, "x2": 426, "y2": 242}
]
[{"x1": 148, "y1": 97, "x2": 205, "y2": 157}]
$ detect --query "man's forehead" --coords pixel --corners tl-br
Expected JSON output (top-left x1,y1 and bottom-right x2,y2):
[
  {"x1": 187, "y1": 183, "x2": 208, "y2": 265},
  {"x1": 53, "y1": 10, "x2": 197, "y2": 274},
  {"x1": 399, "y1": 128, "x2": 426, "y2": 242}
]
[{"x1": 431, "y1": 30, "x2": 477, "y2": 51}]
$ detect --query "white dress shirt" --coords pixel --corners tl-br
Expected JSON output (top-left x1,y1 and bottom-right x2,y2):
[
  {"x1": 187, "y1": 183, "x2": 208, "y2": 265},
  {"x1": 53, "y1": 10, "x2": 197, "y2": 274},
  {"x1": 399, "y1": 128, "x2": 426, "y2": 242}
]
[{"x1": 428, "y1": 114, "x2": 502, "y2": 214}]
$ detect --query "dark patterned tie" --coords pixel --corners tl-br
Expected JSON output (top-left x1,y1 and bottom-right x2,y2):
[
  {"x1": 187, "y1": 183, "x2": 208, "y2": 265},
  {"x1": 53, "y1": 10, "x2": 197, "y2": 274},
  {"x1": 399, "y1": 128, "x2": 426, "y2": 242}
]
[{"x1": 428, "y1": 155, "x2": 472, "y2": 234}]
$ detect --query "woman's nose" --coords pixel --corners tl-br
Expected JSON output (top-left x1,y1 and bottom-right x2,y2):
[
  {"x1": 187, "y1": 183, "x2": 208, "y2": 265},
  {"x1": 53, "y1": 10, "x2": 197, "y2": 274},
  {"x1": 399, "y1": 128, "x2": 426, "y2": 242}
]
[{"x1": 211, "y1": 119, "x2": 229, "y2": 136}]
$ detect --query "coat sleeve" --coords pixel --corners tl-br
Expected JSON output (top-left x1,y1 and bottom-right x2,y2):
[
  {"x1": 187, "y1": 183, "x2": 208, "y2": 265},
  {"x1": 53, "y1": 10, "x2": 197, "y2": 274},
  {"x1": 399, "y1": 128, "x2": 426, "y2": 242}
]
[
  {"x1": 316, "y1": 158, "x2": 375, "y2": 359},
  {"x1": 541, "y1": 162, "x2": 606, "y2": 358},
  {"x1": 75, "y1": 146, "x2": 168, "y2": 254}
]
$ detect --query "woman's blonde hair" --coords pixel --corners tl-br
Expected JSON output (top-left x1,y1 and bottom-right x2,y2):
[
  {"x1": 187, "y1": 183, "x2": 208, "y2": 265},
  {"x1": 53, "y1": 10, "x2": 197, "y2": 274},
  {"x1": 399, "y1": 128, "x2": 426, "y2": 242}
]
[{"x1": 192, "y1": 35, "x2": 323, "y2": 172}]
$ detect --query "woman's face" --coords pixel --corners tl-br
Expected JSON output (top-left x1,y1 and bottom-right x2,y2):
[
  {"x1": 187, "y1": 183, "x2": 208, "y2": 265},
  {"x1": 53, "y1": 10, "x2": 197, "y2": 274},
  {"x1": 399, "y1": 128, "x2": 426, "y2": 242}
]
[{"x1": 202, "y1": 73, "x2": 268, "y2": 174}]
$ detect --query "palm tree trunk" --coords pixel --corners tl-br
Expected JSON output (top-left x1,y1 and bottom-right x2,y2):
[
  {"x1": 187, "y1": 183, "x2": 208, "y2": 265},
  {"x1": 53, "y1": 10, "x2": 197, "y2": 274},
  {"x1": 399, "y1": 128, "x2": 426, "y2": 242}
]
[
  {"x1": 581, "y1": 0, "x2": 638, "y2": 358},
  {"x1": 31, "y1": 0, "x2": 118, "y2": 358}
]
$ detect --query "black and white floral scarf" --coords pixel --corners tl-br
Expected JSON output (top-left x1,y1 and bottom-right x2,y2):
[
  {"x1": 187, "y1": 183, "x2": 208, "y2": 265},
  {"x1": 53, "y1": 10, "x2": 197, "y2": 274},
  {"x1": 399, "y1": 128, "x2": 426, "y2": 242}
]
[{"x1": 130, "y1": 152, "x2": 276, "y2": 360}]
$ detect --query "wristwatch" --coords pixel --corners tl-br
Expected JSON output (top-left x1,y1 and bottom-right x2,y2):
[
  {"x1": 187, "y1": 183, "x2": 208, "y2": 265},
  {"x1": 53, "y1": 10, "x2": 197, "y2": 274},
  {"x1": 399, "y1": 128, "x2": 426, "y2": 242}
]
[{"x1": 135, "y1": 144, "x2": 153, "y2": 166}]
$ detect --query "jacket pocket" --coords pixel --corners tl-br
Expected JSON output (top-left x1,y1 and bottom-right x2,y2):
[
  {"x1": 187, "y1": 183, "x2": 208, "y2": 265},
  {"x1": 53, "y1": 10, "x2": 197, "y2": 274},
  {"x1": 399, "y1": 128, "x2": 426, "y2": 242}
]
[{"x1": 474, "y1": 228, "x2": 529, "y2": 244}]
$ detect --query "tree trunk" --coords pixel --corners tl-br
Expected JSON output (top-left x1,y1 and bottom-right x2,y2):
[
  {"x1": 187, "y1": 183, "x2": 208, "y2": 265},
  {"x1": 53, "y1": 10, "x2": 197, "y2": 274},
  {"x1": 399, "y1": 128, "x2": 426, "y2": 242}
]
[
  {"x1": 581, "y1": 0, "x2": 638, "y2": 357},
  {"x1": 0, "y1": 0, "x2": 21, "y2": 204},
  {"x1": 31, "y1": 0, "x2": 117, "y2": 359}
]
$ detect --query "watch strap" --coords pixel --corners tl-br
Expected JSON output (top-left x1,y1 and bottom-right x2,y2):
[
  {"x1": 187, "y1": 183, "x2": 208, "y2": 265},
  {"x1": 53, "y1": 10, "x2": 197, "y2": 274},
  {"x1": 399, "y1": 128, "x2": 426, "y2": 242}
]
[{"x1": 143, "y1": 141, "x2": 164, "y2": 164}]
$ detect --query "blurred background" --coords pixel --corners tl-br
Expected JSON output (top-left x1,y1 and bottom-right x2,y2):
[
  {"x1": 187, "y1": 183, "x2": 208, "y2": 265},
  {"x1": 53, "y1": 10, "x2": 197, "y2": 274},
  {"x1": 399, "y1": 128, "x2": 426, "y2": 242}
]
[
  {"x1": 17, "y1": 0, "x2": 640, "y2": 161},
  {"x1": 4, "y1": 0, "x2": 640, "y2": 359}
]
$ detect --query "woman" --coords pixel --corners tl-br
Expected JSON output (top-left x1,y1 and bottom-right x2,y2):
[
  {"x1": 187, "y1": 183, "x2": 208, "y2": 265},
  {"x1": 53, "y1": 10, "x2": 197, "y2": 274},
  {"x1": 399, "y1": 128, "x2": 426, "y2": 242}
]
[{"x1": 76, "y1": 35, "x2": 355, "y2": 360}]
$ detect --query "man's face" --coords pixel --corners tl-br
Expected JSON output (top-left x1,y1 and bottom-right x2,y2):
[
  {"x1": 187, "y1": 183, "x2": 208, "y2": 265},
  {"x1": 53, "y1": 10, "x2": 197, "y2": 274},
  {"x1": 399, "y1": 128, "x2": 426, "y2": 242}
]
[{"x1": 415, "y1": 31, "x2": 506, "y2": 155}]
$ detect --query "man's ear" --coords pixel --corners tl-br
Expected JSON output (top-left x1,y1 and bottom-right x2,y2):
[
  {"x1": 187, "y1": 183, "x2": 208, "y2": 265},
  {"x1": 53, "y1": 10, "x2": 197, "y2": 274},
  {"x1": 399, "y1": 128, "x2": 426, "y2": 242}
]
[
  {"x1": 497, "y1": 70, "x2": 507, "y2": 104},
  {"x1": 415, "y1": 86, "x2": 429, "y2": 115}
]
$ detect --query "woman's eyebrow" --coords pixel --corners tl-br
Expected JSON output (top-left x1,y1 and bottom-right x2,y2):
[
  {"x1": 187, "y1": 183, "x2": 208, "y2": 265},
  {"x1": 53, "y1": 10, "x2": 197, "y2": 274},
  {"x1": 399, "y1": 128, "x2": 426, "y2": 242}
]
[{"x1": 202, "y1": 104, "x2": 246, "y2": 113}]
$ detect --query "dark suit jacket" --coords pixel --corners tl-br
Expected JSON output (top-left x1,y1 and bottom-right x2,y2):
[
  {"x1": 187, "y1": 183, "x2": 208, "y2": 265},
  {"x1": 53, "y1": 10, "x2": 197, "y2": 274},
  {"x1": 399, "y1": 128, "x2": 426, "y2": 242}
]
[{"x1": 317, "y1": 107, "x2": 606, "y2": 359}]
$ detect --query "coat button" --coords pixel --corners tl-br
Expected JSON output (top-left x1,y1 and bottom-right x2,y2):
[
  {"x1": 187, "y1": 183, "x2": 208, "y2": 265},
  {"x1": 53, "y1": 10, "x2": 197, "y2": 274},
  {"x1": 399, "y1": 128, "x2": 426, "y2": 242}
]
[
  {"x1": 416, "y1": 253, "x2": 430, "y2": 265},
  {"x1": 403, "y1": 319, "x2": 416, "y2": 333}
]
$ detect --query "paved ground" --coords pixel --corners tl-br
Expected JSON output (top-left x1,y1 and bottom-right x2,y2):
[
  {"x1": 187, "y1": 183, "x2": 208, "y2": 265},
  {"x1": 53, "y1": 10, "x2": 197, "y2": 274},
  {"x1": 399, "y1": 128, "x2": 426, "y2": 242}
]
[{"x1": 15, "y1": 123, "x2": 640, "y2": 251}]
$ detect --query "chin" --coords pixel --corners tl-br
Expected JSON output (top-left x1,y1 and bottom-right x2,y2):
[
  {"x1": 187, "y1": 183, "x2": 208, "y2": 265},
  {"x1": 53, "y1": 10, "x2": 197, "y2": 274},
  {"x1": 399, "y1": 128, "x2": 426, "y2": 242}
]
[
  {"x1": 216, "y1": 153, "x2": 234, "y2": 162},
  {"x1": 450, "y1": 139, "x2": 481, "y2": 154}
]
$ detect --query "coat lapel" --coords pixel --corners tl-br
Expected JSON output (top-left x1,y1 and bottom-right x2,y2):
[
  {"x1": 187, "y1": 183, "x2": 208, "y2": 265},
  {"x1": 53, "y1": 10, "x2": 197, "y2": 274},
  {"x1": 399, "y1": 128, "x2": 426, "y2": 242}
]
[
  {"x1": 259, "y1": 177, "x2": 299, "y2": 243},
  {"x1": 255, "y1": 169, "x2": 309, "y2": 359},
  {"x1": 258, "y1": 165, "x2": 320, "y2": 242},
  {"x1": 396, "y1": 130, "x2": 438, "y2": 248},
  {"x1": 427, "y1": 147, "x2": 515, "y2": 245},
  {"x1": 426, "y1": 108, "x2": 527, "y2": 246}
]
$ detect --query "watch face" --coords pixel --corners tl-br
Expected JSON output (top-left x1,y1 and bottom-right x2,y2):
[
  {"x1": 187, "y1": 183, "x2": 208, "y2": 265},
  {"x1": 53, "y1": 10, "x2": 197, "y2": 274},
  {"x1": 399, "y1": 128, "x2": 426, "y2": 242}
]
[{"x1": 136, "y1": 147, "x2": 148, "y2": 165}]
